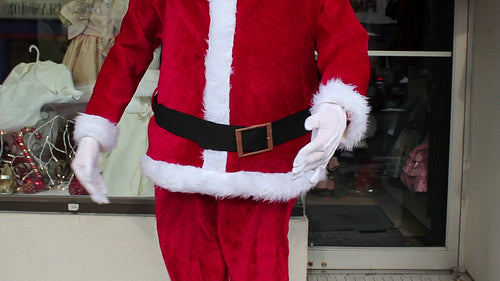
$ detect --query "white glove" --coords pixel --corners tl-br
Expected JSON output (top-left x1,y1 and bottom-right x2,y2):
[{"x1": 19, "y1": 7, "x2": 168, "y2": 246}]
[
  {"x1": 70, "y1": 136, "x2": 110, "y2": 204},
  {"x1": 291, "y1": 103, "x2": 347, "y2": 185}
]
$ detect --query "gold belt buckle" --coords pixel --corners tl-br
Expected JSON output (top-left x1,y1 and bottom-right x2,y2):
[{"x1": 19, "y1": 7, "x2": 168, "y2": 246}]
[{"x1": 235, "y1": 123, "x2": 273, "y2": 157}]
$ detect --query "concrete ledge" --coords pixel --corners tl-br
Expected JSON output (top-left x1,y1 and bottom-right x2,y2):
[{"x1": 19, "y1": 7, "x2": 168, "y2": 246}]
[{"x1": 0, "y1": 212, "x2": 308, "y2": 281}]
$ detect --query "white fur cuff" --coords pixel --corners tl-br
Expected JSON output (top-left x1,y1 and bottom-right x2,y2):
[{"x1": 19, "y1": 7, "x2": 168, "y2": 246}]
[
  {"x1": 73, "y1": 113, "x2": 119, "y2": 152},
  {"x1": 312, "y1": 79, "x2": 370, "y2": 150}
]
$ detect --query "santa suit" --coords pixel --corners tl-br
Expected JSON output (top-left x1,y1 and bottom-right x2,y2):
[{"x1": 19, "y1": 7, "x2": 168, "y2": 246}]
[{"x1": 74, "y1": 0, "x2": 370, "y2": 280}]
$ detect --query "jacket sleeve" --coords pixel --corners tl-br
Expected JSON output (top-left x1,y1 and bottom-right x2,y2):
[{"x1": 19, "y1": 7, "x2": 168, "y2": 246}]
[
  {"x1": 73, "y1": 0, "x2": 163, "y2": 151},
  {"x1": 312, "y1": 0, "x2": 371, "y2": 150}
]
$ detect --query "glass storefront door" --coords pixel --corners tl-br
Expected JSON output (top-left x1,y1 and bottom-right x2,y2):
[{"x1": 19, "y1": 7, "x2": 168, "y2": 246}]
[{"x1": 306, "y1": 0, "x2": 468, "y2": 269}]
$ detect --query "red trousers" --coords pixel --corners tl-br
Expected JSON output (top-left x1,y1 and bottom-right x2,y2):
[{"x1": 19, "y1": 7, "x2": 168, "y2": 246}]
[{"x1": 155, "y1": 188, "x2": 297, "y2": 281}]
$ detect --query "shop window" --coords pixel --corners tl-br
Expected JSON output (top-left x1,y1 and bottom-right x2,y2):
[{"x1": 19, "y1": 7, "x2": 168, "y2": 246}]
[
  {"x1": 305, "y1": 0, "x2": 454, "y2": 247},
  {"x1": 0, "y1": 0, "x2": 455, "y2": 235},
  {"x1": 0, "y1": 0, "x2": 156, "y2": 213}
]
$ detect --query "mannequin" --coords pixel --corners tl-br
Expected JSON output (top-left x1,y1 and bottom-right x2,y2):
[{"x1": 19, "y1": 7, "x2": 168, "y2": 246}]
[
  {"x1": 71, "y1": 0, "x2": 371, "y2": 280},
  {"x1": 60, "y1": 0, "x2": 129, "y2": 100}
]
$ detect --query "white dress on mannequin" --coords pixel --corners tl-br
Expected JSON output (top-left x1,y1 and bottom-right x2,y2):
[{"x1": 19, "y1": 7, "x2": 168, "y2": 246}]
[{"x1": 98, "y1": 48, "x2": 160, "y2": 197}]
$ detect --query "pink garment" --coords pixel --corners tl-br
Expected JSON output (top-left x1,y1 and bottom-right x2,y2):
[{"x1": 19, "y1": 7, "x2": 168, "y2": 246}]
[{"x1": 400, "y1": 136, "x2": 429, "y2": 192}]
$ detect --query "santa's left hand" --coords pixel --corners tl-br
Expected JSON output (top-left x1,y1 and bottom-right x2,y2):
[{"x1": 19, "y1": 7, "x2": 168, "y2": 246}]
[{"x1": 291, "y1": 103, "x2": 347, "y2": 185}]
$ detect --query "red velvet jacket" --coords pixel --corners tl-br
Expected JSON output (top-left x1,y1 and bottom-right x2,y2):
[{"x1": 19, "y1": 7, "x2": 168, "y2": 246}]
[{"x1": 74, "y1": 0, "x2": 371, "y2": 201}]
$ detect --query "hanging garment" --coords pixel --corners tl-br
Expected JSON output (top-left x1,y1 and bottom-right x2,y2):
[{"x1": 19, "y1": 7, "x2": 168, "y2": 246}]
[
  {"x1": 385, "y1": 128, "x2": 420, "y2": 178},
  {"x1": 0, "y1": 60, "x2": 83, "y2": 133},
  {"x1": 60, "y1": 0, "x2": 129, "y2": 100},
  {"x1": 400, "y1": 136, "x2": 429, "y2": 192},
  {"x1": 98, "y1": 69, "x2": 158, "y2": 196}
]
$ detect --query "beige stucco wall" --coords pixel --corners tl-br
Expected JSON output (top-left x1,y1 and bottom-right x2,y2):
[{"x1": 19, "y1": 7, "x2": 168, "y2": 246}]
[
  {"x1": 0, "y1": 212, "x2": 307, "y2": 281},
  {"x1": 464, "y1": 1, "x2": 500, "y2": 280}
]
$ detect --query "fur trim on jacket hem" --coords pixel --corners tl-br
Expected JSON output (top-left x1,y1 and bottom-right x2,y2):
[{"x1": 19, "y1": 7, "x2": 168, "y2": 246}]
[{"x1": 141, "y1": 155, "x2": 319, "y2": 202}]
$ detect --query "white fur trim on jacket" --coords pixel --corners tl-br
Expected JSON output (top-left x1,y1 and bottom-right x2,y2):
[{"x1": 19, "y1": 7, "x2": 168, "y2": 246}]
[
  {"x1": 201, "y1": 0, "x2": 237, "y2": 171},
  {"x1": 202, "y1": 0, "x2": 236, "y2": 124},
  {"x1": 73, "y1": 113, "x2": 119, "y2": 152},
  {"x1": 141, "y1": 155, "x2": 319, "y2": 202},
  {"x1": 312, "y1": 79, "x2": 370, "y2": 150}
]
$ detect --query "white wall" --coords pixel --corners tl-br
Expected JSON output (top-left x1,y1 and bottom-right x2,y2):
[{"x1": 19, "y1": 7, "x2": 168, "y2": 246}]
[
  {"x1": 0, "y1": 212, "x2": 307, "y2": 281},
  {"x1": 464, "y1": 1, "x2": 500, "y2": 280}
]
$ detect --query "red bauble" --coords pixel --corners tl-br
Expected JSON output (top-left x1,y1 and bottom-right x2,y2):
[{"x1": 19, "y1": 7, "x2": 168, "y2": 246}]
[
  {"x1": 21, "y1": 181, "x2": 36, "y2": 194},
  {"x1": 32, "y1": 178, "x2": 46, "y2": 192},
  {"x1": 68, "y1": 177, "x2": 89, "y2": 195},
  {"x1": 22, "y1": 177, "x2": 46, "y2": 193}
]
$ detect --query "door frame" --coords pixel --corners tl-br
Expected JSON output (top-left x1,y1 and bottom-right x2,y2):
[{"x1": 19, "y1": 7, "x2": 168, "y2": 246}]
[{"x1": 307, "y1": 0, "x2": 469, "y2": 270}]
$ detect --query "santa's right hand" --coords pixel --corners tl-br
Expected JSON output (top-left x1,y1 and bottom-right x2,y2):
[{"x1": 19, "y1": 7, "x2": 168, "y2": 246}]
[{"x1": 71, "y1": 136, "x2": 110, "y2": 204}]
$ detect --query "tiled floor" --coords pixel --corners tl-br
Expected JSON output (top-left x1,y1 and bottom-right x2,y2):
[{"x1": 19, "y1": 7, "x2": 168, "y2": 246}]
[{"x1": 307, "y1": 271, "x2": 473, "y2": 281}]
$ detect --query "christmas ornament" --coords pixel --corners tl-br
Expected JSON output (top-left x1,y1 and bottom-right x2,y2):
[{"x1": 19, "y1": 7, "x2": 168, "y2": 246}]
[
  {"x1": 68, "y1": 176, "x2": 89, "y2": 195},
  {"x1": 21, "y1": 177, "x2": 36, "y2": 194},
  {"x1": 1, "y1": 115, "x2": 77, "y2": 193},
  {"x1": 17, "y1": 127, "x2": 46, "y2": 192},
  {"x1": 0, "y1": 165, "x2": 17, "y2": 194}
]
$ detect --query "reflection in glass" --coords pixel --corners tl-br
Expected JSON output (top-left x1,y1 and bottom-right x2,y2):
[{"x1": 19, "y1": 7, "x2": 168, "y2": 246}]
[
  {"x1": 306, "y1": 56, "x2": 451, "y2": 247},
  {"x1": 350, "y1": 0, "x2": 454, "y2": 51},
  {"x1": 0, "y1": 18, "x2": 68, "y2": 83}
]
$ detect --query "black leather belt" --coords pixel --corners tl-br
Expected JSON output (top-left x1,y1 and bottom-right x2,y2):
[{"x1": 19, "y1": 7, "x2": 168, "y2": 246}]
[{"x1": 152, "y1": 95, "x2": 311, "y2": 157}]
